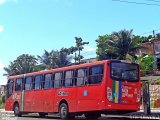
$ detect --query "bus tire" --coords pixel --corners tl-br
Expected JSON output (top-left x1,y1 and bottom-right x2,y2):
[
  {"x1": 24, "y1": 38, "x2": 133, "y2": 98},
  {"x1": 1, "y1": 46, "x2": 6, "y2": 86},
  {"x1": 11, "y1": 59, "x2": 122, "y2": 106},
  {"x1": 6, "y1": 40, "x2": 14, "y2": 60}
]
[
  {"x1": 13, "y1": 103, "x2": 22, "y2": 117},
  {"x1": 85, "y1": 112, "x2": 100, "y2": 120},
  {"x1": 59, "y1": 103, "x2": 70, "y2": 120}
]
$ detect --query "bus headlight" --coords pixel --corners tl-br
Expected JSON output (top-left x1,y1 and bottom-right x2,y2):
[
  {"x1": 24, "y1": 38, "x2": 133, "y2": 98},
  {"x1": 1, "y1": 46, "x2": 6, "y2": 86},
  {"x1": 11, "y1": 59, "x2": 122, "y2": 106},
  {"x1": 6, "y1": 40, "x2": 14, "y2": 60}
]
[{"x1": 107, "y1": 87, "x2": 112, "y2": 102}]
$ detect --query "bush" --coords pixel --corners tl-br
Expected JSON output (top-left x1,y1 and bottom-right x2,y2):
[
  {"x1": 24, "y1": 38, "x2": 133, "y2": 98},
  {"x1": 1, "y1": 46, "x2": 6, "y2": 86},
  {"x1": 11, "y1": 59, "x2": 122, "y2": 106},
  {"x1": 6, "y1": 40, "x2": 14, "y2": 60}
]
[
  {"x1": 2, "y1": 96, "x2": 5, "y2": 103},
  {"x1": 0, "y1": 103, "x2": 4, "y2": 109},
  {"x1": 157, "y1": 79, "x2": 160, "y2": 85}
]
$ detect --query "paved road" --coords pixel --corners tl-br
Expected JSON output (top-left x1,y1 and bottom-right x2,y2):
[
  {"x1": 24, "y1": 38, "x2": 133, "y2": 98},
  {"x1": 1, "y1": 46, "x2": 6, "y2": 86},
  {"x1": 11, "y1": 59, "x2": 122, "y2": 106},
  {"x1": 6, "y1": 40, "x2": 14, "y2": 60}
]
[
  {"x1": 1, "y1": 112, "x2": 160, "y2": 120},
  {"x1": 0, "y1": 113, "x2": 130, "y2": 120}
]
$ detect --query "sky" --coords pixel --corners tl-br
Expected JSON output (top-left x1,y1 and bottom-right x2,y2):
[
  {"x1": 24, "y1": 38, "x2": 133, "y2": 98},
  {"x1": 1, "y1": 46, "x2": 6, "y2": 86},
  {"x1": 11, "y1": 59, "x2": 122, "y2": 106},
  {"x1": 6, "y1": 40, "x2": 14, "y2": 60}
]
[{"x1": 0, "y1": 0, "x2": 160, "y2": 85}]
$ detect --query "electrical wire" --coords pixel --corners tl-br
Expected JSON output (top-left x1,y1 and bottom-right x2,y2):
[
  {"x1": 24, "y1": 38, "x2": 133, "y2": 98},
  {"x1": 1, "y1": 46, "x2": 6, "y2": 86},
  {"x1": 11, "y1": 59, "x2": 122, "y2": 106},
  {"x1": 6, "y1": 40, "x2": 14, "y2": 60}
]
[
  {"x1": 140, "y1": 28, "x2": 160, "y2": 35},
  {"x1": 145, "y1": 0, "x2": 160, "y2": 3},
  {"x1": 112, "y1": 0, "x2": 160, "y2": 6}
]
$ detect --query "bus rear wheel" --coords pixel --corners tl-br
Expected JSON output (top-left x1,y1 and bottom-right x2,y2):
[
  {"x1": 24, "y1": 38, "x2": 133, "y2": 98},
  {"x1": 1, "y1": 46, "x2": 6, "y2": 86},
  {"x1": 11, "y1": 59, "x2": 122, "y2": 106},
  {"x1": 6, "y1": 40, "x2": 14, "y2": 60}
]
[{"x1": 13, "y1": 103, "x2": 22, "y2": 117}]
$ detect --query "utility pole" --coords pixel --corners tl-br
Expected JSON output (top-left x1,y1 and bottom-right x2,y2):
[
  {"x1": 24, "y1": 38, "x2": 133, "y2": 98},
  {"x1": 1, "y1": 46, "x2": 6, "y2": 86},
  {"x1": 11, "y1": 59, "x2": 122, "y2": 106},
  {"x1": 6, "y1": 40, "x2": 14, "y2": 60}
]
[
  {"x1": 153, "y1": 30, "x2": 157, "y2": 73},
  {"x1": 75, "y1": 53, "x2": 77, "y2": 65}
]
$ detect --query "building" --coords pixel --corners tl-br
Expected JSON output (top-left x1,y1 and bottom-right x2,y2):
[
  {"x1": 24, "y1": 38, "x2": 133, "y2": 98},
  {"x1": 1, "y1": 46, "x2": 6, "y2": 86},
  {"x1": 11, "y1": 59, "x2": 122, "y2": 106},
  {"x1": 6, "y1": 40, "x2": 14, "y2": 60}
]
[
  {"x1": 0, "y1": 85, "x2": 7, "y2": 96},
  {"x1": 136, "y1": 39, "x2": 160, "y2": 72},
  {"x1": 81, "y1": 58, "x2": 96, "y2": 63}
]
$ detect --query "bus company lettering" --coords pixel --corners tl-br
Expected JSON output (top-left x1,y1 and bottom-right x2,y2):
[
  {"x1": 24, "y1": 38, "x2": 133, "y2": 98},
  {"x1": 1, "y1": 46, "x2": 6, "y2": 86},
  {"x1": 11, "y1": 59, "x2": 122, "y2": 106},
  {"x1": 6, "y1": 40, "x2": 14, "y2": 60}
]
[
  {"x1": 58, "y1": 91, "x2": 69, "y2": 96},
  {"x1": 122, "y1": 85, "x2": 133, "y2": 98}
]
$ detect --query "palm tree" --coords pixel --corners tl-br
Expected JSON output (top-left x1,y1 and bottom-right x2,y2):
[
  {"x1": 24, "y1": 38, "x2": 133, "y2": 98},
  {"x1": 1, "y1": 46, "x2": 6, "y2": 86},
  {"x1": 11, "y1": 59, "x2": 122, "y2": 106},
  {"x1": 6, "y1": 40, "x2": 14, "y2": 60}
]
[
  {"x1": 4, "y1": 54, "x2": 38, "y2": 76},
  {"x1": 37, "y1": 50, "x2": 59, "y2": 69},
  {"x1": 106, "y1": 29, "x2": 140, "y2": 60},
  {"x1": 56, "y1": 48, "x2": 72, "y2": 67},
  {"x1": 38, "y1": 48, "x2": 72, "y2": 69}
]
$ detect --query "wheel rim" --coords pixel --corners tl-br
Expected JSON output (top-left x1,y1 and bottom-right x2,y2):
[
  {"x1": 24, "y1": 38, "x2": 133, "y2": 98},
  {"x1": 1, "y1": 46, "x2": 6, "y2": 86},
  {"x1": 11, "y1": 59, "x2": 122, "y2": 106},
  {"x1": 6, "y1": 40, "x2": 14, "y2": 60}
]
[
  {"x1": 14, "y1": 106, "x2": 19, "y2": 115},
  {"x1": 61, "y1": 106, "x2": 67, "y2": 118}
]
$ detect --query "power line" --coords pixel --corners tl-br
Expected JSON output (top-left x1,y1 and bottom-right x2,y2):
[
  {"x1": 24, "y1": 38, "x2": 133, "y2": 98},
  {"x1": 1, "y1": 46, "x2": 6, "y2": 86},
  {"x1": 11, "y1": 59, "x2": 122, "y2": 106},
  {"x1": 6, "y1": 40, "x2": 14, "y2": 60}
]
[
  {"x1": 140, "y1": 28, "x2": 160, "y2": 35},
  {"x1": 112, "y1": 0, "x2": 160, "y2": 7},
  {"x1": 145, "y1": 0, "x2": 160, "y2": 3}
]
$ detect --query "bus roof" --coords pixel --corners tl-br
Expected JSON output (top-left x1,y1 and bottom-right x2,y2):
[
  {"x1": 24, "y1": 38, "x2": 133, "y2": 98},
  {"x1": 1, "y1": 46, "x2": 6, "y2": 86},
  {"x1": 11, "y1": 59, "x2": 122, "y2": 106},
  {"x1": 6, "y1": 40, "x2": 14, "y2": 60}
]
[
  {"x1": 8, "y1": 60, "x2": 110, "y2": 79},
  {"x1": 7, "y1": 59, "x2": 138, "y2": 80}
]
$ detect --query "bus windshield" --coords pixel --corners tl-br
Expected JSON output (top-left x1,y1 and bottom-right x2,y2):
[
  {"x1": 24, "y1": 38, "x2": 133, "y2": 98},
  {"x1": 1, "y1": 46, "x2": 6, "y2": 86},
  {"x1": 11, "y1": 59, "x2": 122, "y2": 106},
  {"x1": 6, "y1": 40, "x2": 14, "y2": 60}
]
[{"x1": 111, "y1": 62, "x2": 139, "y2": 82}]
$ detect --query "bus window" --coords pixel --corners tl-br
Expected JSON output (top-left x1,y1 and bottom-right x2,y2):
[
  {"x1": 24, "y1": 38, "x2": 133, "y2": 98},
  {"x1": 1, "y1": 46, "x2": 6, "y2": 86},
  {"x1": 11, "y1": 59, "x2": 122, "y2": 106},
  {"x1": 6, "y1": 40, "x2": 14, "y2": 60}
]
[
  {"x1": 44, "y1": 74, "x2": 53, "y2": 89},
  {"x1": 15, "y1": 78, "x2": 23, "y2": 91},
  {"x1": 76, "y1": 68, "x2": 88, "y2": 86},
  {"x1": 89, "y1": 65, "x2": 103, "y2": 84},
  {"x1": 34, "y1": 75, "x2": 42, "y2": 90},
  {"x1": 64, "y1": 70, "x2": 74, "y2": 87},
  {"x1": 7, "y1": 80, "x2": 14, "y2": 98},
  {"x1": 54, "y1": 72, "x2": 62, "y2": 88},
  {"x1": 111, "y1": 62, "x2": 138, "y2": 82},
  {"x1": 25, "y1": 76, "x2": 32, "y2": 90}
]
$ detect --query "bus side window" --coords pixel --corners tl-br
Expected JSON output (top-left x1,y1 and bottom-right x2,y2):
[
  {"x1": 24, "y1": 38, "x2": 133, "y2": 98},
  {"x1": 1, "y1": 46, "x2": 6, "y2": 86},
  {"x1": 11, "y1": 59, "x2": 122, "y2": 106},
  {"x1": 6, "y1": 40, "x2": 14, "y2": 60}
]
[
  {"x1": 76, "y1": 68, "x2": 88, "y2": 86},
  {"x1": 34, "y1": 75, "x2": 42, "y2": 90},
  {"x1": 89, "y1": 65, "x2": 104, "y2": 84},
  {"x1": 7, "y1": 80, "x2": 14, "y2": 98},
  {"x1": 44, "y1": 74, "x2": 53, "y2": 89},
  {"x1": 64, "y1": 70, "x2": 74, "y2": 87},
  {"x1": 25, "y1": 76, "x2": 32, "y2": 90},
  {"x1": 15, "y1": 78, "x2": 23, "y2": 91},
  {"x1": 54, "y1": 72, "x2": 62, "y2": 88}
]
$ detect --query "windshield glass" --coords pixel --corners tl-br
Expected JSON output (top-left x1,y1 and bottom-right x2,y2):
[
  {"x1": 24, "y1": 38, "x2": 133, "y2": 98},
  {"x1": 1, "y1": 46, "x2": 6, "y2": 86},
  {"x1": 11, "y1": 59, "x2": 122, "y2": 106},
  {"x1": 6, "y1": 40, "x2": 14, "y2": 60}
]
[{"x1": 111, "y1": 62, "x2": 139, "y2": 81}]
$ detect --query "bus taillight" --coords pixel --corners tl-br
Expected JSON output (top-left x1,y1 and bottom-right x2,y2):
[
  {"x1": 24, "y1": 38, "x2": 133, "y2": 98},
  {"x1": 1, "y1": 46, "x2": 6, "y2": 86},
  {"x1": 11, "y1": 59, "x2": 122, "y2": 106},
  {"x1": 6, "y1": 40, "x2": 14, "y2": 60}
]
[
  {"x1": 136, "y1": 90, "x2": 141, "y2": 103},
  {"x1": 107, "y1": 87, "x2": 112, "y2": 102}
]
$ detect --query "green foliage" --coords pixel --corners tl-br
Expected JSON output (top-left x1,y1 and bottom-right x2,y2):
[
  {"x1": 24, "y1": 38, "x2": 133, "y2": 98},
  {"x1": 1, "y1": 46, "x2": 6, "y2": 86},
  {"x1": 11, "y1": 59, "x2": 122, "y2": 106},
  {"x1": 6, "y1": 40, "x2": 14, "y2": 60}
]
[
  {"x1": 38, "y1": 48, "x2": 72, "y2": 69},
  {"x1": 135, "y1": 54, "x2": 154, "y2": 75},
  {"x1": 0, "y1": 103, "x2": 4, "y2": 109},
  {"x1": 4, "y1": 54, "x2": 38, "y2": 76},
  {"x1": 96, "y1": 34, "x2": 117, "y2": 60},
  {"x1": 2, "y1": 96, "x2": 5, "y2": 103},
  {"x1": 0, "y1": 97, "x2": 2, "y2": 103},
  {"x1": 133, "y1": 35, "x2": 153, "y2": 44},
  {"x1": 157, "y1": 79, "x2": 160, "y2": 85},
  {"x1": 96, "y1": 29, "x2": 141, "y2": 60},
  {"x1": 68, "y1": 37, "x2": 89, "y2": 63}
]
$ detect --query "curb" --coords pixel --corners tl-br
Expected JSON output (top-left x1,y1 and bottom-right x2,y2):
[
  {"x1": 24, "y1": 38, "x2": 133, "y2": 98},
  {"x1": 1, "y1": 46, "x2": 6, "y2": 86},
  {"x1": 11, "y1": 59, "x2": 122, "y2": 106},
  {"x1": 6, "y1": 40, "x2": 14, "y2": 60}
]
[{"x1": 0, "y1": 110, "x2": 14, "y2": 117}]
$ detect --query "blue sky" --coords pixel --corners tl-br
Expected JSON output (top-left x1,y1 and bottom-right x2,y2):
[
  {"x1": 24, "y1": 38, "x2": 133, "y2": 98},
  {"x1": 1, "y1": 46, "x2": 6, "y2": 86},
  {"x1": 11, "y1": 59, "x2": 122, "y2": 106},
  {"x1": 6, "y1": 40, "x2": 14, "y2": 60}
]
[{"x1": 0, "y1": 0, "x2": 160, "y2": 85}]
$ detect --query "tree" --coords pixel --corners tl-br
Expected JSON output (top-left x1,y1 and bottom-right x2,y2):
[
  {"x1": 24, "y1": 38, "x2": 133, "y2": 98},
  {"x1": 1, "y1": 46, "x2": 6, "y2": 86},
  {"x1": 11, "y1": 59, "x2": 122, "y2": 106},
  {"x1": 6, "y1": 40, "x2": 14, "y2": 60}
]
[
  {"x1": 96, "y1": 29, "x2": 141, "y2": 60},
  {"x1": 69, "y1": 37, "x2": 89, "y2": 64},
  {"x1": 135, "y1": 53, "x2": 154, "y2": 75},
  {"x1": 4, "y1": 54, "x2": 38, "y2": 76},
  {"x1": 56, "y1": 48, "x2": 72, "y2": 67},
  {"x1": 38, "y1": 48, "x2": 72, "y2": 69},
  {"x1": 96, "y1": 34, "x2": 117, "y2": 60},
  {"x1": 37, "y1": 50, "x2": 59, "y2": 69}
]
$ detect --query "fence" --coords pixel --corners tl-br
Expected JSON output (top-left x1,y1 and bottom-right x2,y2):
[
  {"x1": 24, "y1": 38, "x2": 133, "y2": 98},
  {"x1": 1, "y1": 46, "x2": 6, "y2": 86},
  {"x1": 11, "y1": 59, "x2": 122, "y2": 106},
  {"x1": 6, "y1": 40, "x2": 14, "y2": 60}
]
[{"x1": 150, "y1": 85, "x2": 160, "y2": 108}]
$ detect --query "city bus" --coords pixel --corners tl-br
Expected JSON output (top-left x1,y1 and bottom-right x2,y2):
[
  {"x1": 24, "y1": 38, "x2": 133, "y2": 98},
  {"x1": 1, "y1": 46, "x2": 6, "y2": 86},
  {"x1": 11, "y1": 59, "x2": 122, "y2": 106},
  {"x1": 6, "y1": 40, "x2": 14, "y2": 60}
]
[{"x1": 5, "y1": 60, "x2": 141, "y2": 120}]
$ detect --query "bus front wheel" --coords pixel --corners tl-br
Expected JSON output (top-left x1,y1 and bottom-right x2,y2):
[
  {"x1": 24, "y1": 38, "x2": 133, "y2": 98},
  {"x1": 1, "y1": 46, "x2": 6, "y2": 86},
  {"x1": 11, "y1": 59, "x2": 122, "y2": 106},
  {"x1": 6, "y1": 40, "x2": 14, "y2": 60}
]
[
  {"x1": 13, "y1": 103, "x2": 22, "y2": 117},
  {"x1": 59, "y1": 103, "x2": 70, "y2": 120}
]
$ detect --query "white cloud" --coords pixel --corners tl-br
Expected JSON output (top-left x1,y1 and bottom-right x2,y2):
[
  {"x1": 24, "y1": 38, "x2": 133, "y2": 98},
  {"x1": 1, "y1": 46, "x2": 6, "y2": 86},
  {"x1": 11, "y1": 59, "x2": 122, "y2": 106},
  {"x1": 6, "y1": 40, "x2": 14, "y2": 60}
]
[
  {"x1": 0, "y1": 25, "x2": 4, "y2": 32},
  {"x1": 0, "y1": 0, "x2": 17, "y2": 5},
  {"x1": 83, "y1": 46, "x2": 96, "y2": 52},
  {"x1": 0, "y1": 0, "x2": 6, "y2": 5},
  {"x1": 0, "y1": 61, "x2": 5, "y2": 69}
]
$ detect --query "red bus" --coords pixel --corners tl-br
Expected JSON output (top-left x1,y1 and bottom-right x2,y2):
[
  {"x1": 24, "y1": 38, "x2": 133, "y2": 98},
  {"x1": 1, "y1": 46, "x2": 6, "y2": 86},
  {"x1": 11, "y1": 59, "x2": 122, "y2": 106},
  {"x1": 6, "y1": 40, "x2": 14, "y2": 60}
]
[{"x1": 5, "y1": 60, "x2": 141, "y2": 119}]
